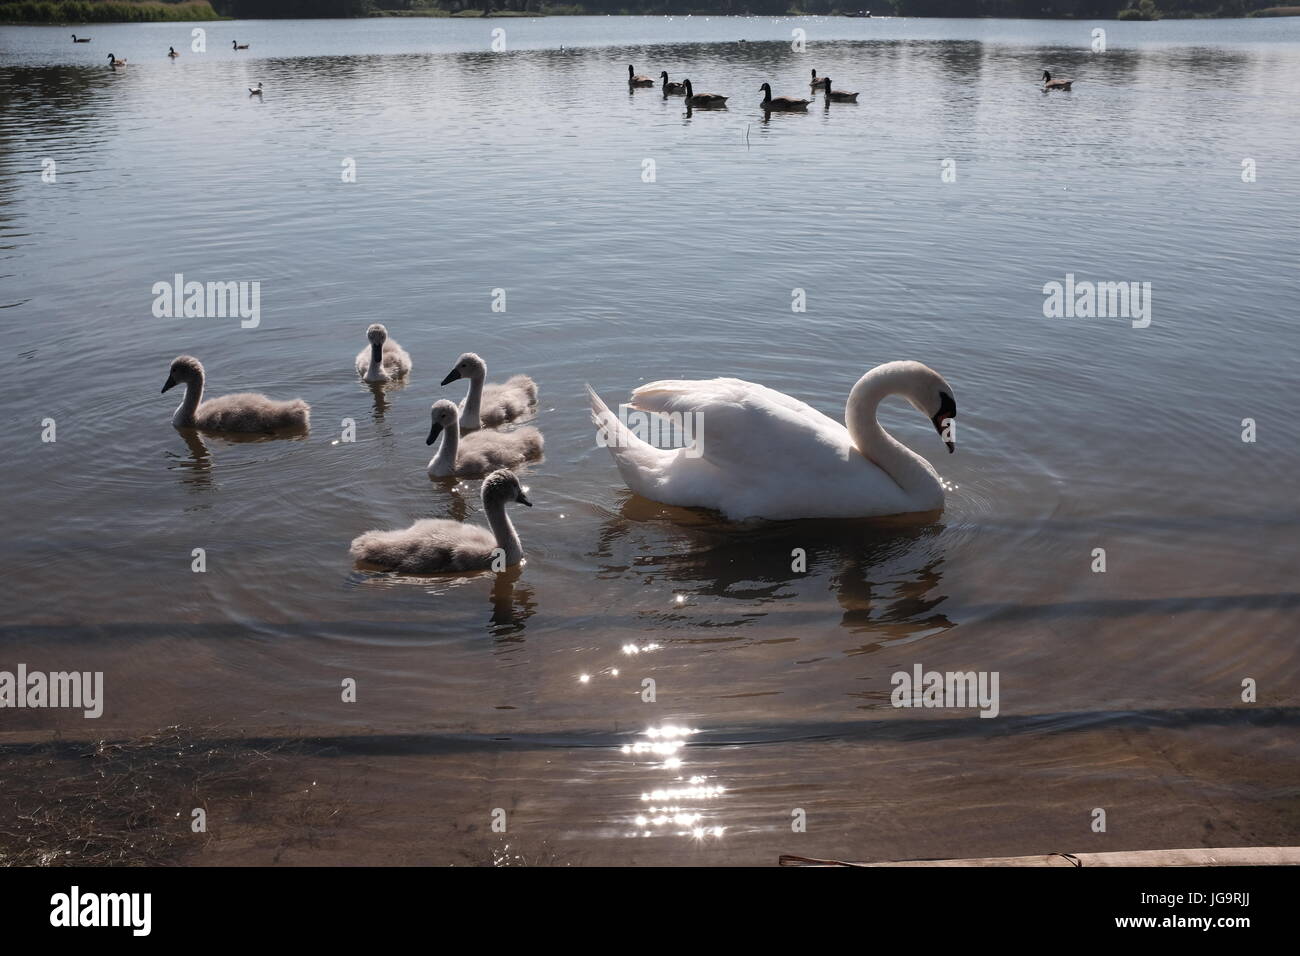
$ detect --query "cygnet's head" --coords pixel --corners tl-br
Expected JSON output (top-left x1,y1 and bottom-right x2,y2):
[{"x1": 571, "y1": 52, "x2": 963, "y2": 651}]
[
  {"x1": 366, "y1": 323, "x2": 388, "y2": 346},
  {"x1": 426, "y1": 399, "x2": 460, "y2": 445},
  {"x1": 441, "y1": 352, "x2": 486, "y2": 386},
  {"x1": 482, "y1": 469, "x2": 532, "y2": 508},
  {"x1": 162, "y1": 355, "x2": 203, "y2": 393}
]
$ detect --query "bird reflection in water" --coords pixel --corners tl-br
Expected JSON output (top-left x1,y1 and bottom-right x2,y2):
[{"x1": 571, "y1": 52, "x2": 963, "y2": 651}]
[
  {"x1": 166, "y1": 429, "x2": 213, "y2": 490},
  {"x1": 594, "y1": 495, "x2": 955, "y2": 642},
  {"x1": 488, "y1": 564, "x2": 535, "y2": 637}
]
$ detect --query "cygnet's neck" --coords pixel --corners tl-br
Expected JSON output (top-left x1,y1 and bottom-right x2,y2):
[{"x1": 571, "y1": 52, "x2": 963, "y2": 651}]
[
  {"x1": 460, "y1": 376, "x2": 484, "y2": 430},
  {"x1": 428, "y1": 418, "x2": 460, "y2": 476},
  {"x1": 844, "y1": 365, "x2": 942, "y2": 504},
  {"x1": 485, "y1": 497, "x2": 522, "y2": 566},
  {"x1": 365, "y1": 342, "x2": 385, "y2": 380},
  {"x1": 173, "y1": 372, "x2": 204, "y2": 427}
]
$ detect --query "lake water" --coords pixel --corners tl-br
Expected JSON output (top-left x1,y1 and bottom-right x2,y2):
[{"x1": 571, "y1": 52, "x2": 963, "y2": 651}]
[{"x1": 2, "y1": 16, "x2": 1298, "y2": 865}]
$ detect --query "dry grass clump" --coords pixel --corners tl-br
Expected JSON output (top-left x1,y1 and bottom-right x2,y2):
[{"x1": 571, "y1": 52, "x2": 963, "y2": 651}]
[{"x1": 0, "y1": 725, "x2": 324, "y2": 866}]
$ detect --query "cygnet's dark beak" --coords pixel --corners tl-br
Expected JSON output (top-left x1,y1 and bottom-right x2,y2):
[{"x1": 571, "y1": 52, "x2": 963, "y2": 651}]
[
  {"x1": 426, "y1": 422, "x2": 443, "y2": 446},
  {"x1": 161, "y1": 374, "x2": 176, "y2": 394},
  {"x1": 441, "y1": 368, "x2": 461, "y2": 386},
  {"x1": 517, "y1": 492, "x2": 533, "y2": 507}
]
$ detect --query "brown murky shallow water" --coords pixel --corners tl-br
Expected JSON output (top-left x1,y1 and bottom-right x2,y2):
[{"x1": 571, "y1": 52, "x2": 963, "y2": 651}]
[{"x1": 2, "y1": 17, "x2": 1298, "y2": 864}]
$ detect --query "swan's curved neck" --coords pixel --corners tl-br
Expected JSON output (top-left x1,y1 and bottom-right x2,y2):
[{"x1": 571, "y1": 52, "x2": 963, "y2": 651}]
[
  {"x1": 429, "y1": 418, "x2": 459, "y2": 474},
  {"x1": 460, "y1": 376, "x2": 483, "y2": 429},
  {"x1": 844, "y1": 366, "x2": 941, "y2": 501},
  {"x1": 174, "y1": 371, "x2": 204, "y2": 427},
  {"x1": 485, "y1": 500, "x2": 522, "y2": 566}
]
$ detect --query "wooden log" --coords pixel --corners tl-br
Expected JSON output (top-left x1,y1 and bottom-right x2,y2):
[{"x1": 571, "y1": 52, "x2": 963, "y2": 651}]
[{"x1": 779, "y1": 847, "x2": 1300, "y2": 867}]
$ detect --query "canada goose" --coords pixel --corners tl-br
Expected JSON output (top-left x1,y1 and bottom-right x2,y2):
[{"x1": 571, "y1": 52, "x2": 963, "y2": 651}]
[
  {"x1": 809, "y1": 68, "x2": 824, "y2": 90},
  {"x1": 233, "y1": 41, "x2": 250, "y2": 50},
  {"x1": 355, "y1": 322, "x2": 412, "y2": 383},
  {"x1": 350, "y1": 469, "x2": 533, "y2": 573},
  {"x1": 1042, "y1": 70, "x2": 1073, "y2": 91},
  {"x1": 819, "y1": 77, "x2": 860, "y2": 103},
  {"x1": 71, "y1": 35, "x2": 91, "y2": 43},
  {"x1": 440, "y1": 353, "x2": 538, "y2": 431},
  {"x1": 249, "y1": 82, "x2": 263, "y2": 95},
  {"x1": 168, "y1": 47, "x2": 179, "y2": 58},
  {"x1": 107, "y1": 54, "x2": 126, "y2": 66},
  {"x1": 660, "y1": 71, "x2": 685, "y2": 95},
  {"x1": 760, "y1": 82, "x2": 810, "y2": 112},
  {"x1": 682, "y1": 79, "x2": 728, "y2": 108},
  {"x1": 160, "y1": 355, "x2": 310, "y2": 433},
  {"x1": 588, "y1": 360, "x2": 958, "y2": 520},
  {"x1": 628, "y1": 64, "x2": 654, "y2": 87},
  {"x1": 426, "y1": 400, "x2": 543, "y2": 478}
]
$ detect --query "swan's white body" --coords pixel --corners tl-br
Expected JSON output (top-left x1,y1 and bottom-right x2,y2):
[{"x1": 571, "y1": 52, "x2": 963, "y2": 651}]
[
  {"x1": 355, "y1": 323, "x2": 411, "y2": 383},
  {"x1": 350, "y1": 469, "x2": 532, "y2": 573},
  {"x1": 588, "y1": 361, "x2": 956, "y2": 521}
]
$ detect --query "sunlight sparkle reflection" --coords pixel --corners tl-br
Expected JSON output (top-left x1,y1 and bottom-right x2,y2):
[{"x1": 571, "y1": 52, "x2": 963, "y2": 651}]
[{"x1": 621, "y1": 727, "x2": 727, "y2": 841}]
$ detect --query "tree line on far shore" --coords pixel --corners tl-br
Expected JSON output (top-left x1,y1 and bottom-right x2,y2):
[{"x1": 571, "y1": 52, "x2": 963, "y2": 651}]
[{"x1": 5, "y1": 0, "x2": 1294, "y2": 25}]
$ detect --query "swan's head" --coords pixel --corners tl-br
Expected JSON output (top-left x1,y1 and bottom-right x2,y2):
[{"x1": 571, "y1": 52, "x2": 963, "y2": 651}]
[
  {"x1": 441, "y1": 352, "x2": 486, "y2": 386},
  {"x1": 366, "y1": 323, "x2": 388, "y2": 346},
  {"x1": 482, "y1": 469, "x2": 532, "y2": 508},
  {"x1": 900, "y1": 362, "x2": 957, "y2": 453},
  {"x1": 162, "y1": 355, "x2": 203, "y2": 393},
  {"x1": 426, "y1": 399, "x2": 459, "y2": 445}
]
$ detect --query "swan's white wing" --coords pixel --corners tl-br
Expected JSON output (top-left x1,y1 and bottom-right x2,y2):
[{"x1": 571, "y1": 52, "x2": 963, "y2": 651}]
[{"x1": 629, "y1": 378, "x2": 851, "y2": 475}]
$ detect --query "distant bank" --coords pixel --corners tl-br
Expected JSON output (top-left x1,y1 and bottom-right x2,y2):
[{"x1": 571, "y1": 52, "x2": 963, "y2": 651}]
[{"x1": 4, "y1": 0, "x2": 1297, "y2": 26}]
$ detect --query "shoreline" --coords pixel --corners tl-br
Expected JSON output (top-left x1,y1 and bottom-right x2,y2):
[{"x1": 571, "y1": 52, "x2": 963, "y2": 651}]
[{"x1": 5, "y1": 11, "x2": 1298, "y2": 26}]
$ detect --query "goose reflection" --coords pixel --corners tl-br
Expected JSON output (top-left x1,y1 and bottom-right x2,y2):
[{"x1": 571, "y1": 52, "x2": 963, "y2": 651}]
[{"x1": 593, "y1": 494, "x2": 955, "y2": 641}]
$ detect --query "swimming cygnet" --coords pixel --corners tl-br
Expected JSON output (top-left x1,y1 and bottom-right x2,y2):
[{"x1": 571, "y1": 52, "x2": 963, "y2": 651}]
[
  {"x1": 426, "y1": 399, "x2": 542, "y2": 478},
  {"x1": 440, "y1": 352, "x2": 538, "y2": 430},
  {"x1": 349, "y1": 469, "x2": 533, "y2": 573},
  {"x1": 355, "y1": 323, "x2": 412, "y2": 383},
  {"x1": 161, "y1": 355, "x2": 309, "y2": 432}
]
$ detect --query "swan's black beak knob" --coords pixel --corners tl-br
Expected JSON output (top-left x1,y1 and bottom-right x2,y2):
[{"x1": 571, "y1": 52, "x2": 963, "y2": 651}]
[
  {"x1": 440, "y1": 369, "x2": 461, "y2": 386},
  {"x1": 161, "y1": 375, "x2": 176, "y2": 394},
  {"x1": 426, "y1": 422, "x2": 442, "y2": 446}
]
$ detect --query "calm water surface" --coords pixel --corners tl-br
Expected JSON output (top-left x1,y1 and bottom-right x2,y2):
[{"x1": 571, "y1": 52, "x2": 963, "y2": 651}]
[{"x1": 2, "y1": 16, "x2": 1298, "y2": 864}]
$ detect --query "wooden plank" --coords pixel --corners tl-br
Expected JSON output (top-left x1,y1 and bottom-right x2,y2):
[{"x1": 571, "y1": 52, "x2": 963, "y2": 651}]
[{"x1": 779, "y1": 847, "x2": 1300, "y2": 867}]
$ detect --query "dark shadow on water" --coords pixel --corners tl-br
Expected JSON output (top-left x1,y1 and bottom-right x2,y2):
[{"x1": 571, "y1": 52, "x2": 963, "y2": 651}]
[{"x1": 7, "y1": 707, "x2": 1294, "y2": 758}]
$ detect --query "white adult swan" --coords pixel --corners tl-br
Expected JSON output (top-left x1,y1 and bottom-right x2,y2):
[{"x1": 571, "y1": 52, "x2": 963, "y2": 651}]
[
  {"x1": 350, "y1": 469, "x2": 532, "y2": 573},
  {"x1": 587, "y1": 361, "x2": 957, "y2": 520}
]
